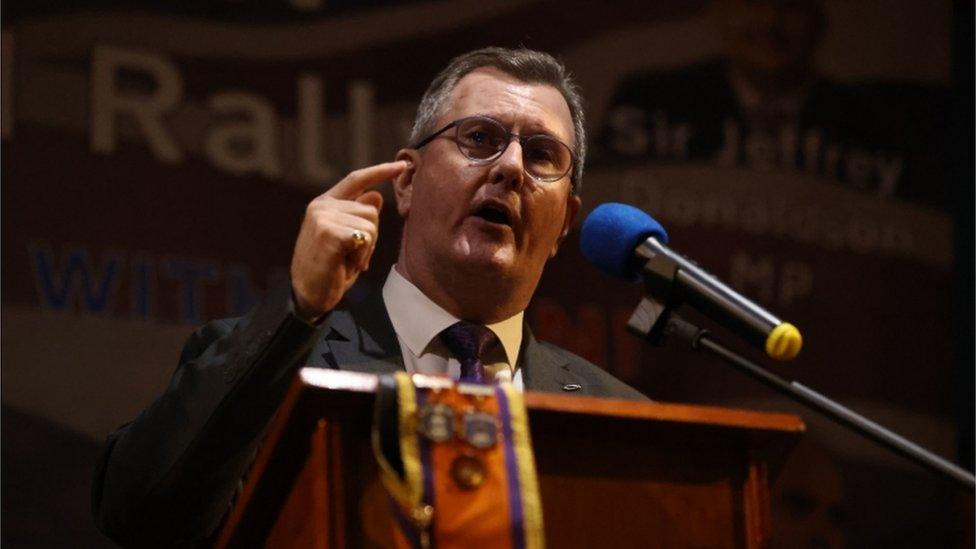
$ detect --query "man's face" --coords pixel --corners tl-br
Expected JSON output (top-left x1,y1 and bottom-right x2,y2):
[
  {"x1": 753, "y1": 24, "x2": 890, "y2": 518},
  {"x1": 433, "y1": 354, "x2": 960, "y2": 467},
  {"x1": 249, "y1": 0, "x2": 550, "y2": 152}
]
[{"x1": 394, "y1": 67, "x2": 581, "y2": 315}]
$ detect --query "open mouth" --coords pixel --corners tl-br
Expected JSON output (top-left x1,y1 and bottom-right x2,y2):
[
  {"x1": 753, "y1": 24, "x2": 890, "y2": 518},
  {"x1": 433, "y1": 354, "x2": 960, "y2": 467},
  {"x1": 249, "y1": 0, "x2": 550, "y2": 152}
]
[{"x1": 473, "y1": 203, "x2": 513, "y2": 226}]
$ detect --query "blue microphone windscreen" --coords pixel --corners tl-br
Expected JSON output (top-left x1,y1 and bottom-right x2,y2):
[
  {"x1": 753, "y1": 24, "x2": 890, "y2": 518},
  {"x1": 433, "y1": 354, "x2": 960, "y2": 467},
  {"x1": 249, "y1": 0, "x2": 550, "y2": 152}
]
[{"x1": 580, "y1": 203, "x2": 668, "y2": 281}]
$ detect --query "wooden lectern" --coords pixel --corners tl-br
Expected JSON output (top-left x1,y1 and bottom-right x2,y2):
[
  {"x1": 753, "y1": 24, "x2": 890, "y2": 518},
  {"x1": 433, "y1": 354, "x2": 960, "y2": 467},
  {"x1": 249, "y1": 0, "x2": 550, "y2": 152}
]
[{"x1": 217, "y1": 369, "x2": 804, "y2": 548}]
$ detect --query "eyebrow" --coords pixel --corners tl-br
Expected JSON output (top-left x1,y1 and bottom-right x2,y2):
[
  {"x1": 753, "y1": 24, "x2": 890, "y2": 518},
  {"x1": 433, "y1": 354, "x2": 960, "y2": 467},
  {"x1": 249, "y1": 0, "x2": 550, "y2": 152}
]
[{"x1": 471, "y1": 113, "x2": 571, "y2": 144}]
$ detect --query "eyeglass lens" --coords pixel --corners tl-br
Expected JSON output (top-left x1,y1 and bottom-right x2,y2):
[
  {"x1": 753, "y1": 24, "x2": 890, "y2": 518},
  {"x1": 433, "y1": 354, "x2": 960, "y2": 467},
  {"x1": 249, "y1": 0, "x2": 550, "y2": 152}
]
[{"x1": 455, "y1": 118, "x2": 572, "y2": 181}]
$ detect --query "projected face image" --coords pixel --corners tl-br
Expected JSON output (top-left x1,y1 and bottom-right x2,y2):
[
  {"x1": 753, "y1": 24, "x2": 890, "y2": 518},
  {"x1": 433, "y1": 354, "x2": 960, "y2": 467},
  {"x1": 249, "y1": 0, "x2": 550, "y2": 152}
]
[{"x1": 711, "y1": 0, "x2": 825, "y2": 81}]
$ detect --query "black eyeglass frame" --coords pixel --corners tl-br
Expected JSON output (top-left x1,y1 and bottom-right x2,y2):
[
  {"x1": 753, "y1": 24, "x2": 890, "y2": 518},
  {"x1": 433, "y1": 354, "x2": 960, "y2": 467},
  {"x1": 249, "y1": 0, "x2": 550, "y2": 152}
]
[{"x1": 409, "y1": 115, "x2": 577, "y2": 185}]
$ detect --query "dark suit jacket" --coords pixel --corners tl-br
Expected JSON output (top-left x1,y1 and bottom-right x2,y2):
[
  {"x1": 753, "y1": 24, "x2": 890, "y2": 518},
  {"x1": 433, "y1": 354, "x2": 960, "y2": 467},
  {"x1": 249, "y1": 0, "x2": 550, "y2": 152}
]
[{"x1": 92, "y1": 282, "x2": 646, "y2": 548}]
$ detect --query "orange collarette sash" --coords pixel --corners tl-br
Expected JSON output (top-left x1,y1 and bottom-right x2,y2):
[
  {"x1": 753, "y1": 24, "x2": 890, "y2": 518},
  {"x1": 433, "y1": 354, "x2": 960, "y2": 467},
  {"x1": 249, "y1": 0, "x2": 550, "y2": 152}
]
[{"x1": 372, "y1": 372, "x2": 544, "y2": 549}]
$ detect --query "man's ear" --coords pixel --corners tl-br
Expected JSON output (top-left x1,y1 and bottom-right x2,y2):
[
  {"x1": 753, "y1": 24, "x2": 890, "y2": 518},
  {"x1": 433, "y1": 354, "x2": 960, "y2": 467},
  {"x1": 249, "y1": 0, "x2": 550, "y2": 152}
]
[
  {"x1": 392, "y1": 149, "x2": 420, "y2": 217},
  {"x1": 550, "y1": 194, "x2": 582, "y2": 257}
]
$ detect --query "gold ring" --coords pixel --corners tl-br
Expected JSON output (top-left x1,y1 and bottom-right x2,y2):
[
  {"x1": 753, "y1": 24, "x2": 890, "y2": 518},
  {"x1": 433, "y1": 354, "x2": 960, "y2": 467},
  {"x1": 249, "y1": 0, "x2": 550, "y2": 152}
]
[{"x1": 351, "y1": 229, "x2": 368, "y2": 249}]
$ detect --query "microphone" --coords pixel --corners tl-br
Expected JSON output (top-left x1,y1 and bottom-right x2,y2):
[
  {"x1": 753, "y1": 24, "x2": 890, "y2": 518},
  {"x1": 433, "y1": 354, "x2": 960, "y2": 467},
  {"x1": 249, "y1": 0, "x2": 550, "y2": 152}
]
[{"x1": 580, "y1": 202, "x2": 802, "y2": 361}]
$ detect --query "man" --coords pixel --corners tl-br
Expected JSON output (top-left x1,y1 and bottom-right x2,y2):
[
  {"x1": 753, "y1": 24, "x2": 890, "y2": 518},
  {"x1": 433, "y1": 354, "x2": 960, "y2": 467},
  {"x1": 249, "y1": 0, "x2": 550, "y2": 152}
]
[{"x1": 93, "y1": 47, "x2": 645, "y2": 547}]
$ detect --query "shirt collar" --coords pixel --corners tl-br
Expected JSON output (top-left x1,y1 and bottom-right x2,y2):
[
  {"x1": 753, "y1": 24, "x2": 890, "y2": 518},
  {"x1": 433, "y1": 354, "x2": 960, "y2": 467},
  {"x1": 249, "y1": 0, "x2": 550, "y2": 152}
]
[{"x1": 382, "y1": 266, "x2": 523, "y2": 365}]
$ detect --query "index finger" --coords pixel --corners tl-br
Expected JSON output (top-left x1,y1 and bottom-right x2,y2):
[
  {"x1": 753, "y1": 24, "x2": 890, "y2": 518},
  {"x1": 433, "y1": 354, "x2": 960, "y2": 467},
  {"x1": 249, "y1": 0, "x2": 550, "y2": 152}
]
[{"x1": 325, "y1": 161, "x2": 409, "y2": 200}]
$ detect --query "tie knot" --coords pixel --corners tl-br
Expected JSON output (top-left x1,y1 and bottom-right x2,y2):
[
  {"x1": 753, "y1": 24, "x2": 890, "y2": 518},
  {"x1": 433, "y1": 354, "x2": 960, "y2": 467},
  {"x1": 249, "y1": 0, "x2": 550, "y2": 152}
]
[{"x1": 439, "y1": 321, "x2": 497, "y2": 363}]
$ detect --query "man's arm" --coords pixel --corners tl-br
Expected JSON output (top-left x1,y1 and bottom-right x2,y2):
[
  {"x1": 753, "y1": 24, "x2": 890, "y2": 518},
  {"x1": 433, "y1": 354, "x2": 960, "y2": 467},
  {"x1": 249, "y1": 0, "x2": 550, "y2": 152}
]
[
  {"x1": 92, "y1": 162, "x2": 408, "y2": 547},
  {"x1": 92, "y1": 283, "x2": 326, "y2": 547}
]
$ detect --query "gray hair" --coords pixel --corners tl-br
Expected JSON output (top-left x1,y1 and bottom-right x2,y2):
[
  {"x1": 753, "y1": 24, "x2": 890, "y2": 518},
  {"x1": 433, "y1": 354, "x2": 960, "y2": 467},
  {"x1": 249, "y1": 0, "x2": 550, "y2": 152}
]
[{"x1": 410, "y1": 47, "x2": 586, "y2": 193}]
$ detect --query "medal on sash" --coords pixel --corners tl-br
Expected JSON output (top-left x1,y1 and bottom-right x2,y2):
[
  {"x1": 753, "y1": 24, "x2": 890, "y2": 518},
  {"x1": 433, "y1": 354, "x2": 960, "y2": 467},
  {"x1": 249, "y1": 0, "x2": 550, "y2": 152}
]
[
  {"x1": 462, "y1": 411, "x2": 498, "y2": 449},
  {"x1": 418, "y1": 403, "x2": 455, "y2": 443}
]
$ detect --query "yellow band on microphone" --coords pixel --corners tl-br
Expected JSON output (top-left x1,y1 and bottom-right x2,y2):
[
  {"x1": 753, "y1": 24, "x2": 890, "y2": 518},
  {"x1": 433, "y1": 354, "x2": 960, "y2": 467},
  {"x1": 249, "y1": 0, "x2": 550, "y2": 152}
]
[{"x1": 765, "y1": 322, "x2": 802, "y2": 361}]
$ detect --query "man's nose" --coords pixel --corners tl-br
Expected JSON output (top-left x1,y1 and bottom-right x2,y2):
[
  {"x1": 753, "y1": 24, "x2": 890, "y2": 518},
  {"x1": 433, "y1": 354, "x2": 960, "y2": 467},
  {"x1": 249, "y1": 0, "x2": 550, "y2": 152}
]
[{"x1": 490, "y1": 138, "x2": 526, "y2": 190}]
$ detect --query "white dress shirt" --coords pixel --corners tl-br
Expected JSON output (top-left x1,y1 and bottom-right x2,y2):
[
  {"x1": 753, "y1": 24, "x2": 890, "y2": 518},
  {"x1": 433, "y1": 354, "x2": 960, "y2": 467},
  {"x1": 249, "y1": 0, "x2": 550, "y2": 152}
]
[{"x1": 382, "y1": 266, "x2": 525, "y2": 390}]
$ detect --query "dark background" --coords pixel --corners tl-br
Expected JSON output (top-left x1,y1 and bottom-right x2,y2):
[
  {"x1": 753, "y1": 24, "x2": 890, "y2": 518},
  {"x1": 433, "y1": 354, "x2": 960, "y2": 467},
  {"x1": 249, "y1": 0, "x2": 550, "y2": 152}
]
[{"x1": 2, "y1": 1, "x2": 972, "y2": 546}]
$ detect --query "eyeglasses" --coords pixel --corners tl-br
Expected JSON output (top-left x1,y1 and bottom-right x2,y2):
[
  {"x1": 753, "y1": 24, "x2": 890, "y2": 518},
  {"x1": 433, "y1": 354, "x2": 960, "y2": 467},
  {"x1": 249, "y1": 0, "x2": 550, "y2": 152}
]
[{"x1": 410, "y1": 115, "x2": 576, "y2": 184}]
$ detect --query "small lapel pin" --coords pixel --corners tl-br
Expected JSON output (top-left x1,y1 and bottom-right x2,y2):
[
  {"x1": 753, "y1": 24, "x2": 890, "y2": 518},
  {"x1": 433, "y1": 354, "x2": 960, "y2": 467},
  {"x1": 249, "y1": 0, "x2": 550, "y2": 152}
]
[{"x1": 561, "y1": 383, "x2": 582, "y2": 392}]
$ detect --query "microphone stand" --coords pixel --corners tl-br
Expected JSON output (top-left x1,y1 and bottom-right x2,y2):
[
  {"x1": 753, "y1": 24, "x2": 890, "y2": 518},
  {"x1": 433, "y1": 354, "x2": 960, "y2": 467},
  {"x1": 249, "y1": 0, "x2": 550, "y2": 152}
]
[{"x1": 627, "y1": 294, "x2": 976, "y2": 492}]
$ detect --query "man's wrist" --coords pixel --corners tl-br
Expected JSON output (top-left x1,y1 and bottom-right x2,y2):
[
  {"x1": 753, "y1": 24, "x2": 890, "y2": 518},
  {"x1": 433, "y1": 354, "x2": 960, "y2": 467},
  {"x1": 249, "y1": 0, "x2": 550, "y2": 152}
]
[{"x1": 290, "y1": 287, "x2": 327, "y2": 325}]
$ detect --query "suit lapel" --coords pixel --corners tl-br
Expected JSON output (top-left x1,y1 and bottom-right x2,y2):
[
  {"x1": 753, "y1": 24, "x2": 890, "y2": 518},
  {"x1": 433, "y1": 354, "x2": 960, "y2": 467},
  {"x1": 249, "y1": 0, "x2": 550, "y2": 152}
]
[
  {"x1": 520, "y1": 327, "x2": 588, "y2": 394},
  {"x1": 321, "y1": 287, "x2": 404, "y2": 375}
]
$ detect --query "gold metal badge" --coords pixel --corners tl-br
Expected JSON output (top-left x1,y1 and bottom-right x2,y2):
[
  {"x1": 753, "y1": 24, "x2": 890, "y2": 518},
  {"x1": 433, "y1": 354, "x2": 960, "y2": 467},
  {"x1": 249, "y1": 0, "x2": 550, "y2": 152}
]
[{"x1": 450, "y1": 454, "x2": 486, "y2": 490}]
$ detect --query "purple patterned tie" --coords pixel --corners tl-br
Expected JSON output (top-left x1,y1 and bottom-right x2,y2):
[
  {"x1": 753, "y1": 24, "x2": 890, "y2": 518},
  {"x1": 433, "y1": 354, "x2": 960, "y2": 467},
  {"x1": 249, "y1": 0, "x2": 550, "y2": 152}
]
[{"x1": 439, "y1": 321, "x2": 498, "y2": 383}]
